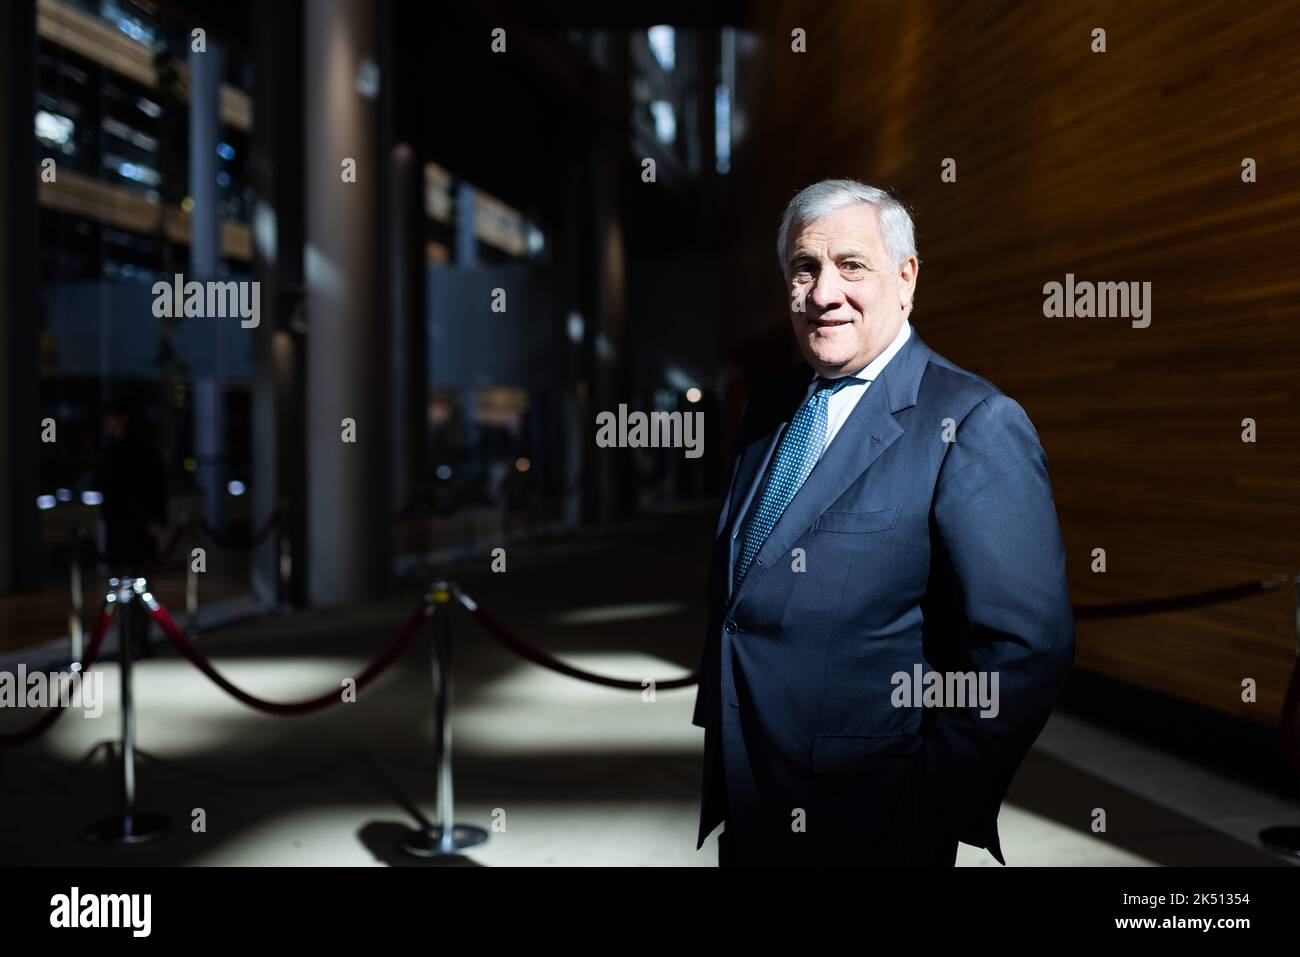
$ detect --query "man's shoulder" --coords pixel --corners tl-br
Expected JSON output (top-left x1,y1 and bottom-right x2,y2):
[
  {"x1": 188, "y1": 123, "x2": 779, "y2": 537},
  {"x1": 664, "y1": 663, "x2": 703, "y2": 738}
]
[
  {"x1": 920, "y1": 347, "x2": 1047, "y2": 462},
  {"x1": 917, "y1": 346, "x2": 1008, "y2": 419}
]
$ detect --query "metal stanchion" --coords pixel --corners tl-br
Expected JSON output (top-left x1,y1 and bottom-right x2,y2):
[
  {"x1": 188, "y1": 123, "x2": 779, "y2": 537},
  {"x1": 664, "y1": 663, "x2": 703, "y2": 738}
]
[
  {"x1": 68, "y1": 525, "x2": 84, "y2": 663},
  {"x1": 83, "y1": 577, "x2": 170, "y2": 845},
  {"x1": 185, "y1": 512, "x2": 199, "y2": 637},
  {"x1": 1260, "y1": 574, "x2": 1300, "y2": 858},
  {"x1": 400, "y1": 581, "x2": 488, "y2": 858}
]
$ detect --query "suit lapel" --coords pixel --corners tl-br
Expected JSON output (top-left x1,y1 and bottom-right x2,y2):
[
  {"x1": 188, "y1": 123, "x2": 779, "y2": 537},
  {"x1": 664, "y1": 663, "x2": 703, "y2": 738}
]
[{"x1": 729, "y1": 329, "x2": 934, "y2": 607}]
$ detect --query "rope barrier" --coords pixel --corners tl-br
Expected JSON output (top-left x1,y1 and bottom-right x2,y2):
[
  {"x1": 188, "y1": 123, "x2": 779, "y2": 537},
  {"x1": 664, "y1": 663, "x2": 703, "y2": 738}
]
[
  {"x1": 0, "y1": 603, "x2": 115, "y2": 749},
  {"x1": 143, "y1": 593, "x2": 430, "y2": 715},
  {"x1": 25, "y1": 565, "x2": 1300, "y2": 749},
  {"x1": 447, "y1": 585, "x2": 699, "y2": 690},
  {"x1": 1071, "y1": 576, "x2": 1295, "y2": 620},
  {"x1": 198, "y1": 509, "x2": 281, "y2": 551}
]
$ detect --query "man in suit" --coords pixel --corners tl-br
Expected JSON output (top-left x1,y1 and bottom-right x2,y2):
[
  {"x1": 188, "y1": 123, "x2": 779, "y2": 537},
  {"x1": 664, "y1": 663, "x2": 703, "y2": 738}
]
[{"x1": 692, "y1": 179, "x2": 1075, "y2": 867}]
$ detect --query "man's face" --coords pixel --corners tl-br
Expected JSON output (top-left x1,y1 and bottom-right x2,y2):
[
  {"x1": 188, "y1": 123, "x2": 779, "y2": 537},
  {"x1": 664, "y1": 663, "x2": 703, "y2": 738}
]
[{"x1": 786, "y1": 202, "x2": 918, "y2": 377}]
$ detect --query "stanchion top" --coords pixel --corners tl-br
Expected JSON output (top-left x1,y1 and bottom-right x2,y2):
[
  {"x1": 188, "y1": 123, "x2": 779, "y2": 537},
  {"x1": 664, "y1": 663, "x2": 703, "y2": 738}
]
[{"x1": 104, "y1": 578, "x2": 143, "y2": 604}]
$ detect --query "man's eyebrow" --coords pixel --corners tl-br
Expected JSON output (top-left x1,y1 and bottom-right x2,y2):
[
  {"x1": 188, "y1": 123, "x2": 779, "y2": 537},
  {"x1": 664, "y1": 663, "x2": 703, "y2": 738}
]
[{"x1": 788, "y1": 246, "x2": 871, "y2": 265}]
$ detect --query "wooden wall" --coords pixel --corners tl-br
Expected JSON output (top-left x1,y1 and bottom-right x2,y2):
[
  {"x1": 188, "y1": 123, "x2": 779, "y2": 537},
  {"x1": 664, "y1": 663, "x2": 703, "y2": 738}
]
[{"x1": 726, "y1": 0, "x2": 1300, "y2": 729}]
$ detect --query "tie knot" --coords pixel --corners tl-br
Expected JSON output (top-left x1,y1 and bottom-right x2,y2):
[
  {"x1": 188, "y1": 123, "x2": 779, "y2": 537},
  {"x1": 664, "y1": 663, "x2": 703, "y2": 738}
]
[{"x1": 815, "y1": 375, "x2": 859, "y2": 397}]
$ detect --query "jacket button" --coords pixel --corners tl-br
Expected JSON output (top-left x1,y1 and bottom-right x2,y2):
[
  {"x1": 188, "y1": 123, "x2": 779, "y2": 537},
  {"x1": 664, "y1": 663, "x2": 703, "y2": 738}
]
[{"x1": 725, "y1": 620, "x2": 737, "y2": 634}]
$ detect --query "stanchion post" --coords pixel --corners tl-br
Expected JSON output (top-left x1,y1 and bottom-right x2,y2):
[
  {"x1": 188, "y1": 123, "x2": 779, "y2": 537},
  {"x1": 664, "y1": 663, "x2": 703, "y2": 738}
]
[
  {"x1": 83, "y1": 577, "x2": 170, "y2": 845},
  {"x1": 68, "y1": 525, "x2": 84, "y2": 662},
  {"x1": 399, "y1": 580, "x2": 488, "y2": 858},
  {"x1": 185, "y1": 512, "x2": 199, "y2": 636}
]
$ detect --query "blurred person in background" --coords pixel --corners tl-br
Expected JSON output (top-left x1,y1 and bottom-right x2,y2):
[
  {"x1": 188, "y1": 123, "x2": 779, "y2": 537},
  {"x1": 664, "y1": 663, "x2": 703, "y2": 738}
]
[{"x1": 97, "y1": 395, "x2": 169, "y2": 571}]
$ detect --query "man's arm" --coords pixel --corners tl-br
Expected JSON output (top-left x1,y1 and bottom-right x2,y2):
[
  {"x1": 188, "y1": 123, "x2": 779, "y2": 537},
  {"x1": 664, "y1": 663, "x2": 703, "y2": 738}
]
[{"x1": 920, "y1": 393, "x2": 1075, "y2": 856}]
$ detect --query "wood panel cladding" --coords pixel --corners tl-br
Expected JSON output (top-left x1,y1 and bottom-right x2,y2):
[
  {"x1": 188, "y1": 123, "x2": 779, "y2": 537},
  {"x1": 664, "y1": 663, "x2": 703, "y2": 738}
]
[{"x1": 726, "y1": 1, "x2": 1300, "y2": 729}]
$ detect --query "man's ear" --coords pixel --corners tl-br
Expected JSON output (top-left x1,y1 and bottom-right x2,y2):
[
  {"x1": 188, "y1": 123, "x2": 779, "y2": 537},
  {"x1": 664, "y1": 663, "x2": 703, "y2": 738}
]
[{"x1": 899, "y1": 256, "x2": 919, "y2": 310}]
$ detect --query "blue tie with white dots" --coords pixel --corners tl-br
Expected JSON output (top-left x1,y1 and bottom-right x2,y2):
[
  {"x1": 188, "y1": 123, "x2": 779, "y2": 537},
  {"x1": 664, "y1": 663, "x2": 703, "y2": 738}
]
[{"x1": 733, "y1": 375, "x2": 860, "y2": 594}]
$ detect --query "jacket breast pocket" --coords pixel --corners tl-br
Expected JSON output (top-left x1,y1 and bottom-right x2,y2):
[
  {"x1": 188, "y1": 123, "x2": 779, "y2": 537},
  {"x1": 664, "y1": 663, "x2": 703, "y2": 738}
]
[
  {"x1": 813, "y1": 507, "x2": 899, "y2": 535},
  {"x1": 810, "y1": 731, "x2": 919, "y2": 774}
]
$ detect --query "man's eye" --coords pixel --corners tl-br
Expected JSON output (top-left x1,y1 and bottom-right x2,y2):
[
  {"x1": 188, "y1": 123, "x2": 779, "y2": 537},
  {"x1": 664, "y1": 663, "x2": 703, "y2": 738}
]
[
  {"x1": 841, "y1": 261, "x2": 864, "y2": 272},
  {"x1": 793, "y1": 262, "x2": 813, "y2": 275}
]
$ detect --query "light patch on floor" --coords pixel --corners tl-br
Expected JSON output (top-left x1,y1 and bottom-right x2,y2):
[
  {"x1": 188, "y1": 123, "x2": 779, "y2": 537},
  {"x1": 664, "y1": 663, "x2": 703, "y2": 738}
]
[
  {"x1": 451, "y1": 654, "x2": 700, "y2": 755},
  {"x1": 957, "y1": 803, "x2": 1155, "y2": 867},
  {"x1": 551, "y1": 602, "x2": 687, "y2": 625}
]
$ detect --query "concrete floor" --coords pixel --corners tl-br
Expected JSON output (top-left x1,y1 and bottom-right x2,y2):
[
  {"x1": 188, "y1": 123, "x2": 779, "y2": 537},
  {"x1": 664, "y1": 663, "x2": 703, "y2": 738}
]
[{"x1": 1, "y1": 504, "x2": 1296, "y2": 867}]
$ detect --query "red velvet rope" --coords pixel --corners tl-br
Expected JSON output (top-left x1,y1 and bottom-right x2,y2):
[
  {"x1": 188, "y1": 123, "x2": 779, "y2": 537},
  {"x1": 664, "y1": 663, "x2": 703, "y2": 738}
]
[
  {"x1": 452, "y1": 589, "x2": 699, "y2": 691},
  {"x1": 1072, "y1": 578, "x2": 1288, "y2": 620},
  {"x1": 145, "y1": 596, "x2": 428, "y2": 715},
  {"x1": 0, "y1": 604, "x2": 116, "y2": 748}
]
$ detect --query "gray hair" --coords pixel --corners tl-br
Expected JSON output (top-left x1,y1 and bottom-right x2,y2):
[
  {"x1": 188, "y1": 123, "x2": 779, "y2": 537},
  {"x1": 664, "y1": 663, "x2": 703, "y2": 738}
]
[{"x1": 776, "y1": 179, "x2": 919, "y2": 277}]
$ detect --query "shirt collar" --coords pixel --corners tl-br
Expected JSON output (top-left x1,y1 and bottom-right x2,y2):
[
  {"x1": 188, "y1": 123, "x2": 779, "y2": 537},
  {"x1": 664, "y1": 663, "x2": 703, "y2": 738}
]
[{"x1": 848, "y1": 319, "x2": 912, "y2": 382}]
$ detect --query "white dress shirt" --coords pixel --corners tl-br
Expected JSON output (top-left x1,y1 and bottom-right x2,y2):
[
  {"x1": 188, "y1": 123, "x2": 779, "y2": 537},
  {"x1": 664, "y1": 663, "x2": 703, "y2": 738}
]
[{"x1": 823, "y1": 319, "x2": 912, "y2": 451}]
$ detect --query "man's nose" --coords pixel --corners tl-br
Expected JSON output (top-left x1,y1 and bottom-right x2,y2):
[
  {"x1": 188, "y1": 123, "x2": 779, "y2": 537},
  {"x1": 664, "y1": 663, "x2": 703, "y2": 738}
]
[{"x1": 809, "y1": 267, "x2": 845, "y2": 309}]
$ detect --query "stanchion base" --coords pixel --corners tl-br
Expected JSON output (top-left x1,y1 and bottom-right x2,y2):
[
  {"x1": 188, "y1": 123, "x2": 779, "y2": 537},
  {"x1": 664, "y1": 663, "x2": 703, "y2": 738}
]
[
  {"x1": 1259, "y1": 825, "x2": 1300, "y2": 858},
  {"x1": 82, "y1": 812, "x2": 170, "y2": 846},
  {"x1": 399, "y1": 824, "x2": 489, "y2": 858}
]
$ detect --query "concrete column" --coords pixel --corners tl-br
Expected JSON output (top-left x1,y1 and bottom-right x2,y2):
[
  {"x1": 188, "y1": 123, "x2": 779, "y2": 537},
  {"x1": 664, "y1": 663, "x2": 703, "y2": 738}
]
[
  {"x1": 189, "y1": 43, "x2": 221, "y2": 279},
  {"x1": 0, "y1": 0, "x2": 38, "y2": 592},
  {"x1": 251, "y1": 0, "x2": 306, "y2": 607},
  {"x1": 303, "y1": 0, "x2": 392, "y2": 606},
  {"x1": 189, "y1": 40, "x2": 224, "y2": 530}
]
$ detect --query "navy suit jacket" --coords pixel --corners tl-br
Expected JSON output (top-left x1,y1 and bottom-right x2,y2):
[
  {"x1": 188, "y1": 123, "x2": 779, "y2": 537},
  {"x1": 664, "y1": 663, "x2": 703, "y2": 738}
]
[{"x1": 691, "y1": 326, "x2": 1074, "y2": 865}]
